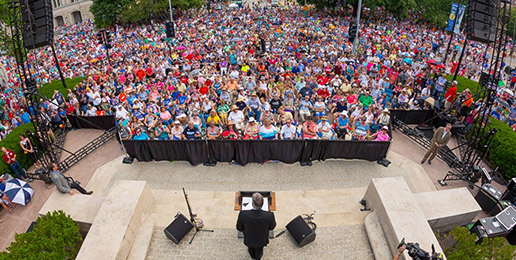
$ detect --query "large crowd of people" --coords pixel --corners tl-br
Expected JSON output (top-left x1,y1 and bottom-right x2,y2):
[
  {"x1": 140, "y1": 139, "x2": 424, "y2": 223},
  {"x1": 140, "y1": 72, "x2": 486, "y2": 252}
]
[{"x1": 0, "y1": 3, "x2": 515, "y2": 144}]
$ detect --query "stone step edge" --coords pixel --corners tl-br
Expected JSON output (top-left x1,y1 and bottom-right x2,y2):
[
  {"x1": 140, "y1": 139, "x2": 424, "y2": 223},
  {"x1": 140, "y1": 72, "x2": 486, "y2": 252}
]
[{"x1": 364, "y1": 211, "x2": 393, "y2": 260}]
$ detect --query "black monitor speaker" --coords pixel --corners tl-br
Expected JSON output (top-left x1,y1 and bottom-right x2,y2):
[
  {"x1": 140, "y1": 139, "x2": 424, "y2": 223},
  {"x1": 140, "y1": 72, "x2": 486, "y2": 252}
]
[
  {"x1": 164, "y1": 213, "x2": 193, "y2": 244},
  {"x1": 285, "y1": 215, "x2": 316, "y2": 247}
]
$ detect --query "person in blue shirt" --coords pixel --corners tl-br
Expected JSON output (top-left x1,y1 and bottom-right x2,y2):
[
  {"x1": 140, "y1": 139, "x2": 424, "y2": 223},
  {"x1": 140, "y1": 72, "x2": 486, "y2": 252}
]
[
  {"x1": 182, "y1": 121, "x2": 201, "y2": 140},
  {"x1": 20, "y1": 109, "x2": 31, "y2": 124},
  {"x1": 133, "y1": 128, "x2": 149, "y2": 140},
  {"x1": 335, "y1": 111, "x2": 349, "y2": 139},
  {"x1": 353, "y1": 117, "x2": 370, "y2": 140},
  {"x1": 177, "y1": 92, "x2": 188, "y2": 105},
  {"x1": 53, "y1": 90, "x2": 65, "y2": 107},
  {"x1": 171, "y1": 89, "x2": 180, "y2": 100},
  {"x1": 491, "y1": 108, "x2": 502, "y2": 121},
  {"x1": 132, "y1": 106, "x2": 144, "y2": 121}
]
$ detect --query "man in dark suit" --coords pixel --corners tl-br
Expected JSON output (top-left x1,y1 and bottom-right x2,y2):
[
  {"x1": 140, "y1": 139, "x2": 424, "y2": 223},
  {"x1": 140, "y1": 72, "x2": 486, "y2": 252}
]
[
  {"x1": 421, "y1": 123, "x2": 452, "y2": 165},
  {"x1": 236, "y1": 193, "x2": 276, "y2": 260}
]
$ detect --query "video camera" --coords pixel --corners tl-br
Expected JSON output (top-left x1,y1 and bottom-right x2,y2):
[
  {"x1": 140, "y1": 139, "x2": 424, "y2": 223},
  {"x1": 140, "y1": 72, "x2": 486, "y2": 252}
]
[
  {"x1": 397, "y1": 238, "x2": 444, "y2": 260},
  {"x1": 28, "y1": 168, "x2": 52, "y2": 185}
]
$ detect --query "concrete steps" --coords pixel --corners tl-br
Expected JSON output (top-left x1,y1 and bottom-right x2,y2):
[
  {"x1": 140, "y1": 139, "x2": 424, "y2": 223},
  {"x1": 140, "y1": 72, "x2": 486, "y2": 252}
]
[
  {"x1": 365, "y1": 212, "x2": 393, "y2": 260},
  {"x1": 128, "y1": 214, "x2": 155, "y2": 260}
]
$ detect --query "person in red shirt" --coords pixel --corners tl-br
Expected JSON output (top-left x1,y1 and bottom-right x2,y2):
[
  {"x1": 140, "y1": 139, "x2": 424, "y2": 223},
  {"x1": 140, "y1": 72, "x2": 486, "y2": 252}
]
[
  {"x1": 2, "y1": 147, "x2": 27, "y2": 179},
  {"x1": 317, "y1": 74, "x2": 329, "y2": 86},
  {"x1": 145, "y1": 67, "x2": 154, "y2": 78},
  {"x1": 444, "y1": 80, "x2": 457, "y2": 110},
  {"x1": 65, "y1": 103, "x2": 75, "y2": 114},
  {"x1": 317, "y1": 87, "x2": 330, "y2": 99},
  {"x1": 136, "y1": 69, "x2": 146, "y2": 81}
]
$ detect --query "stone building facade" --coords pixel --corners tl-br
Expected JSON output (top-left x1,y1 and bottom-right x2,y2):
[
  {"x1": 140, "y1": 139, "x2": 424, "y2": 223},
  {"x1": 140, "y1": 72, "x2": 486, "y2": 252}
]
[{"x1": 51, "y1": 0, "x2": 93, "y2": 27}]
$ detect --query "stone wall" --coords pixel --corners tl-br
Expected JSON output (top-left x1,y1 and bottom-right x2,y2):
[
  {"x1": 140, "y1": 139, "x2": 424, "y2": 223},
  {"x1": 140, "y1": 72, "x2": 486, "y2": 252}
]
[{"x1": 52, "y1": 0, "x2": 93, "y2": 26}]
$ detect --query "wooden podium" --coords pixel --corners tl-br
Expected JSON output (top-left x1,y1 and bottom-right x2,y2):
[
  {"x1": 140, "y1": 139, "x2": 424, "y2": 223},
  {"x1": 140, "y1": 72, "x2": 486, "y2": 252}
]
[
  {"x1": 234, "y1": 191, "x2": 276, "y2": 211},
  {"x1": 234, "y1": 191, "x2": 276, "y2": 238}
]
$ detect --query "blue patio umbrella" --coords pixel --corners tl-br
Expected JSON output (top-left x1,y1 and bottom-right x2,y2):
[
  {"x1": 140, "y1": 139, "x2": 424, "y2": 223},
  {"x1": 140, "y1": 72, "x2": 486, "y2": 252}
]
[
  {"x1": 403, "y1": 58, "x2": 412, "y2": 65},
  {"x1": 4, "y1": 179, "x2": 34, "y2": 206}
]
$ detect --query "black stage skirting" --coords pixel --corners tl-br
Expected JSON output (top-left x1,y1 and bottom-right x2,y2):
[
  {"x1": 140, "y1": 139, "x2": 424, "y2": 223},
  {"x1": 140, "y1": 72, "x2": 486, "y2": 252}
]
[
  {"x1": 390, "y1": 110, "x2": 434, "y2": 125},
  {"x1": 122, "y1": 139, "x2": 391, "y2": 166},
  {"x1": 68, "y1": 115, "x2": 116, "y2": 130}
]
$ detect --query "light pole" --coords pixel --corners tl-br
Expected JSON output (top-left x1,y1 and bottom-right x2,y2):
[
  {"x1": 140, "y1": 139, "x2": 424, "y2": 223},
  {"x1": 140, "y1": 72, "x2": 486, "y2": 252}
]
[
  {"x1": 168, "y1": 0, "x2": 173, "y2": 22},
  {"x1": 352, "y1": 0, "x2": 362, "y2": 55}
]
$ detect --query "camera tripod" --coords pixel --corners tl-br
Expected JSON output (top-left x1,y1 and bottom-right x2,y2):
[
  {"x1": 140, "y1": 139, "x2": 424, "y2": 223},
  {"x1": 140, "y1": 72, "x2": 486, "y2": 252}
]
[{"x1": 182, "y1": 188, "x2": 214, "y2": 244}]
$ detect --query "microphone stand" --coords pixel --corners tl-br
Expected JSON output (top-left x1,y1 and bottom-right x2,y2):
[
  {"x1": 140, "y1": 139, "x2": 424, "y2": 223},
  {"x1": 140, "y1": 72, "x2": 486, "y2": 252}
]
[{"x1": 183, "y1": 188, "x2": 214, "y2": 244}]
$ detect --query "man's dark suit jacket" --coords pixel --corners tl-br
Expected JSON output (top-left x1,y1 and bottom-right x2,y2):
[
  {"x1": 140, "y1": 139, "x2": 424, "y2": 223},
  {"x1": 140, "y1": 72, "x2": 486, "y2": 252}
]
[{"x1": 236, "y1": 209, "x2": 277, "y2": 248}]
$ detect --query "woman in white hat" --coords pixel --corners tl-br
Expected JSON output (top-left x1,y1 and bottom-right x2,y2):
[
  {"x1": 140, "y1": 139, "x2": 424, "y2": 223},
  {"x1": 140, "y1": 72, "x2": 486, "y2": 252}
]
[{"x1": 244, "y1": 117, "x2": 260, "y2": 140}]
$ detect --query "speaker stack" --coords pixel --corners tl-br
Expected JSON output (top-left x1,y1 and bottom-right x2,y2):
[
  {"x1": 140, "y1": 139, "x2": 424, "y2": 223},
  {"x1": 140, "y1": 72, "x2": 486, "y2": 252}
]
[
  {"x1": 501, "y1": 178, "x2": 516, "y2": 203},
  {"x1": 285, "y1": 215, "x2": 316, "y2": 247},
  {"x1": 20, "y1": 0, "x2": 54, "y2": 50},
  {"x1": 164, "y1": 213, "x2": 194, "y2": 244},
  {"x1": 165, "y1": 22, "x2": 175, "y2": 38},
  {"x1": 475, "y1": 183, "x2": 502, "y2": 212},
  {"x1": 466, "y1": 0, "x2": 498, "y2": 43}
]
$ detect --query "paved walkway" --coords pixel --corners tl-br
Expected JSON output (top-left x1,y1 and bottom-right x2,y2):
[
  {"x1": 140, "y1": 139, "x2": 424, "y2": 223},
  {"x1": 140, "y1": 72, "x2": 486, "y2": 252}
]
[
  {"x1": 0, "y1": 129, "x2": 123, "y2": 251},
  {"x1": 87, "y1": 153, "x2": 436, "y2": 195},
  {"x1": 146, "y1": 225, "x2": 373, "y2": 260}
]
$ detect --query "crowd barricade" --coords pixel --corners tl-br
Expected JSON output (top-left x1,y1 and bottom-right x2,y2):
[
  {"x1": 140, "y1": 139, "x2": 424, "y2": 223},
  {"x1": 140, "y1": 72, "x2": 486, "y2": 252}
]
[
  {"x1": 122, "y1": 139, "x2": 391, "y2": 166},
  {"x1": 68, "y1": 115, "x2": 117, "y2": 130},
  {"x1": 389, "y1": 109, "x2": 435, "y2": 125}
]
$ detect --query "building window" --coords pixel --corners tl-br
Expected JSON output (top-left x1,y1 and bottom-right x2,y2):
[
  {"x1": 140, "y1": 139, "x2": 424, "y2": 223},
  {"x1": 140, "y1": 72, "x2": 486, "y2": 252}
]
[{"x1": 53, "y1": 0, "x2": 62, "y2": 7}]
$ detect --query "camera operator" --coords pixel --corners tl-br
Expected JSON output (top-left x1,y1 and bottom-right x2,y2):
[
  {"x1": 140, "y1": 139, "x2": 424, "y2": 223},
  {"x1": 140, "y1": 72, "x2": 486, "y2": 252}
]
[{"x1": 393, "y1": 245, "x2": 406, "y2": 260}]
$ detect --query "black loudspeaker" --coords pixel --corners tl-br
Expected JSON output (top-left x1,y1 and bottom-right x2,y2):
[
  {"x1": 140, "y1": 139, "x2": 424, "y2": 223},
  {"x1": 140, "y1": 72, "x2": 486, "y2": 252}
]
[
  {"x1": 488, "y1": 200, "x2": 512, "y2": 216},
  {"x1": 475, "y1": 183, "x2": 502, "y2": 212},
  {"x1": 285, "y1": 216, "x2": 316, "y2": 247},
  {"x1": 348, "y1": 21, "x2": 357, "y2": 42},
  {"x1": 466, "y1": 0, "x2": 498, "y2": 43},
  {"x1": 164, "y1": 213, "x2": 194, "y2": 244},
  {"x1": 20, "y1": 0, "x2": 54, "y2": 50},
  {"x1": 165, "y1": 21, "x2": 175, "y2": 38},
  {"x1": 507, "y1": 224, "x2": 516, "y2": 245},
  {"x1": 501, "y1": 178, "x2": 516, "y2": 203}
]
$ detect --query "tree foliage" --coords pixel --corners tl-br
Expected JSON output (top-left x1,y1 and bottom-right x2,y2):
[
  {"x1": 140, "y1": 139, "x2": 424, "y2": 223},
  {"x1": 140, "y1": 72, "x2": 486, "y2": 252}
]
[
  {"x1": 443, "y1": 226, "x2": 516, "y2": 260},
  {"x1": 415, "y1": 0, "x2": 454, "y2": 28},
  {"x1": 91, "y1": 0, "x2": 203, "y2": 27},
  {"x1": 90, "y1": 0, "x2": 132, "y2": 28},
  {"x1": 0, "y1": 210, "x2": 82, "y2": 260}
]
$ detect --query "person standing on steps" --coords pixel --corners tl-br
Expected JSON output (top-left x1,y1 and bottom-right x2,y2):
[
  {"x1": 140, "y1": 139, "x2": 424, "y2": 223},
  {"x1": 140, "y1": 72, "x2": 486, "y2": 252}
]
[{"x1": 421, "y1": 123, "x2": 452, "y2": 165}]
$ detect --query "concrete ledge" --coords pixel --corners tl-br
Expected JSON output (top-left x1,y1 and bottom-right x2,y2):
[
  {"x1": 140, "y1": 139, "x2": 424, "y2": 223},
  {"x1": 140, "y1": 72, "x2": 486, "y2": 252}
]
[
  {"x1": 76, "y1": 180, "x2": 155, "y2": 260},
  {"x1": 415, "y1": 188, "x2": 481, "y2": 232},
  {"x1": 365, "y1": 212, "x2": 393, "y2": 260},
  {"x1": 127, "y1": 214, "x2": 155, "y2": 260},
  {"x1": 363, "y1": 177, "x2": 446, "y2": 259},
  {"x1": 39, "y1": 191, "x2": 104, "y2": 234}
]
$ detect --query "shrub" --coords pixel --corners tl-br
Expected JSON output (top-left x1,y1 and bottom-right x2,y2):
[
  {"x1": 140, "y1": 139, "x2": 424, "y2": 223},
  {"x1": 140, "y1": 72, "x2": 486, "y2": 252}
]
[
  {"x1": 442, "y1": 226, "x2": 515, "y2": 260},
  {"x1": 0, "y1": 210, "x2": 82, "y2": 260},
  {"x1": 485, "y1": 119, "x2": 516, "y2": 180},
  {"x1": 38, "y1": 77, "x2": 85, "y2": 100},
  {"x1": 0, "y1": 124, "x2": 35, "y2": 176}
]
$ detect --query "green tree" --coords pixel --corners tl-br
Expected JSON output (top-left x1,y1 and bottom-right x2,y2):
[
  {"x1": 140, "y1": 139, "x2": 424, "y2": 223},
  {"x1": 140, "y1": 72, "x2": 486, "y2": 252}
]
[
  {"x1": 444, "y1": 226, "x2": 516, "y2": 260},
  {"x1": 298, "y1": 0, "x2": 416, "y2": 18},
  {"x1": 0, "y1": 210, "x2": 82, "y2": 260},
  {"x1": 90, "y1": 0, "x2": 132, "y2": 28},
  {"x1": 119, "y1": 0, "x2": 203, "y2": 24}
]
